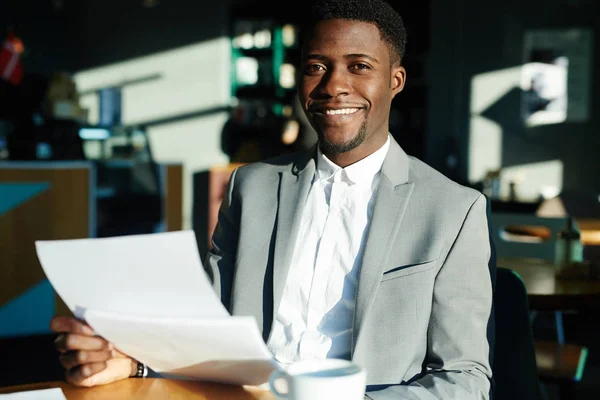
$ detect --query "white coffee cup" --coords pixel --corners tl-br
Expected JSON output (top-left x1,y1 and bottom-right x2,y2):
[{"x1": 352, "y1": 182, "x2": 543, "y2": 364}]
[{"x1": 268, "y1": 359, "x2": 366, "y2": 400}]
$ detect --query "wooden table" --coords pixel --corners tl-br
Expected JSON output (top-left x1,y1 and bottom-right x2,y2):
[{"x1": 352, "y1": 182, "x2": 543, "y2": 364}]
[
  {"x1": 577, "y1": 218, "x2": 600, "y2": 247},
  {"x1": 498, "y1": 258, "x2": 600, "y2": 311},
  {"x1": 0, "y1": 379, "x2": 276, "y2": 400}
]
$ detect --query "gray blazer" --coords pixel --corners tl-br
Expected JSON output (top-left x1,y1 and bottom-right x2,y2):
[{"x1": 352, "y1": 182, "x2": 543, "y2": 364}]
[{"x1": 206, "y1": 137, "x2": 495, "y2": 399}]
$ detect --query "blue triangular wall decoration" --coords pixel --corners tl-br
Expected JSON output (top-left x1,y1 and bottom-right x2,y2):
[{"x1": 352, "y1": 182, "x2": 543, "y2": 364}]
[
  {"x1": 0, "y1": 280, "x2": 55, "y2": 337},
  {"x1": 0, "y1": 183, "x2": 51, "y2": 216}
]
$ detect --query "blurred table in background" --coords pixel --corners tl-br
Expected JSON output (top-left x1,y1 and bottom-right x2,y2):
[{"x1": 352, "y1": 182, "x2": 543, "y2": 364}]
[
  {"x1": 499, "y1": 258, "x2": 600, "y2": 311},
  {"x1": 499, "y1": 218, "x2": 600, "y2": 247},
  {"x1": 0, "y1": 379, "x2": 275, "y2": 400},
  {"x1": 577, "y1": 218, "x2": 600, "y2": 246}
]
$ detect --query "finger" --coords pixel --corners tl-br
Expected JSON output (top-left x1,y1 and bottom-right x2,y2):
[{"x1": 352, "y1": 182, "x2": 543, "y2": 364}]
[
  {"x1": 66, "y1": 362, "x2": 108, "y2": 386},
  {"x1": 66, "y1": 358, "x2": 132, "y2": 387},
  {"x1": 59, "y1": 350, "x2": 112, "y2": 370},
  {"x1": 51, "y1": 316, "x2": 95, "y2": 336},
  {"x1": 55, "y1": 333, "x2": 112, "y2": 353}
]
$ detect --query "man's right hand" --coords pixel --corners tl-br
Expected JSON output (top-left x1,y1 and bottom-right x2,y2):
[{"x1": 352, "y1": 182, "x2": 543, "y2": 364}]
[{"x1": 51, "y1": 316, "x2": 137, "y2": 387}]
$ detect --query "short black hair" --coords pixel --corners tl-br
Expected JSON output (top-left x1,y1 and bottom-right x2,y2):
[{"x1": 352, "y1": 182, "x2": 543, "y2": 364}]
[{"x1": 304, "y1": 0, "x2": 407, "y2": 64}]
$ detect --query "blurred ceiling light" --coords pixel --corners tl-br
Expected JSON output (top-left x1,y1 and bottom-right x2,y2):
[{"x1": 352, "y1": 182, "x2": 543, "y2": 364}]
[
  {"x1": 235, "y1": 57, "x2": 258, "y2": 85},
  {"x1": 282, "y1": 25, "x2": 296, "y2": 47},
  {"x1": 79, "y1": 128, "x2": 110, "y2": 140},
  {"x1": 279, "y1": 64, "x2": 295, "y2": 89},
  {"x1": 281, "y1": 105, "x2": 293, "y2": 118},
  {"x1": 253, "y1": 30, "x2": 271, "y2": 49},
  {"x1": 238, "y1": 33, "x2": 254, "y2": 49},
  {"x1": 281, "y1": 120, "x2": 299, "y2": 145}
]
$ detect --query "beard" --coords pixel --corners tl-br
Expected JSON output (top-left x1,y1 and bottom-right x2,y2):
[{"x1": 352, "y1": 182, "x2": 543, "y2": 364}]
[{"x1": 317, "y1": 120, "x2": 368, "y2": 155}]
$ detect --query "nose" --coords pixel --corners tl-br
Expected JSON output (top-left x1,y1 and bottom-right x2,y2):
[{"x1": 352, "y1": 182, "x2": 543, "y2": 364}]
[{"x1": 312, "y1": 68, "x2": 351, "y2": 99}]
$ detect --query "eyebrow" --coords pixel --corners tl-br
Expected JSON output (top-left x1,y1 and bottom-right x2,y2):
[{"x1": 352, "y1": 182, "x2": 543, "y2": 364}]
[
  {"x1": 304, "y1": 53, "x2": 380, "y2": 64},
  {"x1": 346, "y1": 53, "x2": 380, "y2": 63}
]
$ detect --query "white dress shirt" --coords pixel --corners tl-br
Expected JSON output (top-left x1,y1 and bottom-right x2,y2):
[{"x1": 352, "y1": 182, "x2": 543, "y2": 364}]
[{"x1": 267, "y1": 136, "x2": 390, "y2": 364}]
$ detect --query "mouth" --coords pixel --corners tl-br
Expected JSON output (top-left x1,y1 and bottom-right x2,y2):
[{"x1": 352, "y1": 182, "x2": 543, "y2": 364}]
[
  {"x1": 310, "y1": 106, "x2": 364, "y2": 122},
  {"x1": 320, "y1": 108, "x2": 361, "y2": 116}
]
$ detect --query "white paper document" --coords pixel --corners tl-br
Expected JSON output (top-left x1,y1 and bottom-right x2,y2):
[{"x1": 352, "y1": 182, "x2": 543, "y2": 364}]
[
  {"x1": 36, "y1": 230, "x2": 278, "y2": 386},
  {"x1": 0, "y1": 388, "x2": 66, "y2": 399}
]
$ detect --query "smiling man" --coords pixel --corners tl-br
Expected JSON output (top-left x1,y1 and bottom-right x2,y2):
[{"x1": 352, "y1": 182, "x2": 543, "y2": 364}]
[
  {"x1": 300, "y1": 17, "x2": 405, "y2": 168},
  {"x1": 51, "y1": 0, "x2": 495, "y2": 398}
]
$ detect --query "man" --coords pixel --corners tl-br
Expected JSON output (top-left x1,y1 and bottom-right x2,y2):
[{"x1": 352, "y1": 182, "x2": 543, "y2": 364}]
[{"x1": 51, "y1": 0, "x2": 495, "y2": 398}]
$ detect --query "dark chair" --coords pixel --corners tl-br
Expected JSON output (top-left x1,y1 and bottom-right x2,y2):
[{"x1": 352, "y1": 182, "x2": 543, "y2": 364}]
[{"x1": 493, "y1": 267, "x2": 542, "y2": 400}]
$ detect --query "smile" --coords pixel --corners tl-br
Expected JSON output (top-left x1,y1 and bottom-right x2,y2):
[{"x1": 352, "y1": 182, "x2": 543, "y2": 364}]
[{"x1": 323, "y1": 108, "x2": 360, "y2": 115}]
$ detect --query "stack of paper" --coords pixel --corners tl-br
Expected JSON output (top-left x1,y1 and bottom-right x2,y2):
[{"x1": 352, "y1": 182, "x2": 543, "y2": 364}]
[
  {"x1": 0, "y1": 388, "x2": 66, "y2": 399},
  {"x1": 36, "y1": 230, "x2": 277, "y2": 386}
]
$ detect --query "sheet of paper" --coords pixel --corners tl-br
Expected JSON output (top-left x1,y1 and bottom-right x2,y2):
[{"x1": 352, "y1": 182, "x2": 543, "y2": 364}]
[
  {"x1": 84, "y1": 309, "x2": 277, "y2": 386},
  {"x1": 35, "y1": 230, "x2": 277, "y2": 386},
  {"x1": 35, "y1": 230, "x2": 228, "y2": 319},
  {"x1": 0, "y1": 388, "x2": 66, "y2": 399}
]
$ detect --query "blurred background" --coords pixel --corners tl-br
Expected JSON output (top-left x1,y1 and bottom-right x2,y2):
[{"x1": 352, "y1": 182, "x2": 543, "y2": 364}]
[{"x1": 0, "y1": 1, "x2": 599, "y2": 399}]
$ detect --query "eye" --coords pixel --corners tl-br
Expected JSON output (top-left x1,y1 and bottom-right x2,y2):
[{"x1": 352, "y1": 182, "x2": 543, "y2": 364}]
[
  {"x1": 351, "y1": 63, "x2": 371, "y2": 71},
  {"x1": 305, "y1": 64, "x2": 325, "y2": 74}
]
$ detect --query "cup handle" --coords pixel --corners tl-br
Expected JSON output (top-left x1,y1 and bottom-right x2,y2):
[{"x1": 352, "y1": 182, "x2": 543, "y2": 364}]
[{"x1": 269, "y1": 369, "x2": 289, "y2": 398}]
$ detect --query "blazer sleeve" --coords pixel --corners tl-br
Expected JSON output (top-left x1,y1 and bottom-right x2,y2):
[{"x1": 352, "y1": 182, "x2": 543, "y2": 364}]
[
  {"x1": 204, "y1": 167, "x2": 241, "y2": 311},
  {"x1": 366, "y1": 194, "x2": 495, "y2": 400}
]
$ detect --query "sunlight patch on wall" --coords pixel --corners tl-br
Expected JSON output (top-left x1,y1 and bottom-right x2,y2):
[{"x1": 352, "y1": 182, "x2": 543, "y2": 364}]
[
  {"x1": 469, "y1": 116, "x2": 502, "y2": 185},
  {"x1": 470, "y1": 67, "x2": 521, "y2": 114},
  {"x1": 72, "y1": 38, "x2": 232, "y2": 229},
  {"x1": 78, "y1": 93, "x2": 99, "y2": 125},
  {"x1": 521, "y1": 62, "x2": 568, "y2": 127},
  {"x1": 500, "y1": 160, "x2": 563, "y2": 202},
  {"x1": 469, "y1": 67, "x2": 521, "y2": 183},
  {"x1": 73, "y1": 38, "x2": 231, "y2": 126}
]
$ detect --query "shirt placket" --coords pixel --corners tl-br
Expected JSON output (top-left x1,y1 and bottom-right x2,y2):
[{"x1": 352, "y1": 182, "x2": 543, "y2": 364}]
[{"x1": 299, "y1": 172, "x2": 343, "y2": 359}]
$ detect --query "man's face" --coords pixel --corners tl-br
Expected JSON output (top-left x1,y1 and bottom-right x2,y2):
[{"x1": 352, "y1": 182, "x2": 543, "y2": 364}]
[{"x1": 300, "y1": 19, "x2": 405, "y2": 157}]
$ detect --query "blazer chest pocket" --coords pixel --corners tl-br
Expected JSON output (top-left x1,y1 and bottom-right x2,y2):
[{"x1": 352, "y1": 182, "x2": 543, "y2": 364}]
[{"x1": 381, "y1": 259, "x2": 438, "y2": 282}]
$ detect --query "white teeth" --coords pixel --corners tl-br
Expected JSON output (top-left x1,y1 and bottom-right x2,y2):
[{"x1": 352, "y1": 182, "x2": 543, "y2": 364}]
[{"x1": 324, "y1": 108, "x2": 359, "y2": 115}]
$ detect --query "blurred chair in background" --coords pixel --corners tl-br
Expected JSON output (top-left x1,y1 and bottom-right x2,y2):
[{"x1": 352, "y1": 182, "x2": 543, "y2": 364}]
[{"x1": 493, "y1": 267, "x2": 541, "y2": 400}]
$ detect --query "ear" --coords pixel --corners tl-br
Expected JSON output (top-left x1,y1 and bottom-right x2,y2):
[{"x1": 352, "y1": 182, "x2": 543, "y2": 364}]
[{"x1": 390, "y1": 64, "x2": 406, "y2": 98}]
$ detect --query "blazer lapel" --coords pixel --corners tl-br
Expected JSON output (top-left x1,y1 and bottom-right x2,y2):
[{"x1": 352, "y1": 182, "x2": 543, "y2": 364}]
[
  {"x1": 272, "y1": 150, "x2": 316, "y2": 321},
  {"x1": 352, "y1": 138, "x2": 414, "y2": 354}
]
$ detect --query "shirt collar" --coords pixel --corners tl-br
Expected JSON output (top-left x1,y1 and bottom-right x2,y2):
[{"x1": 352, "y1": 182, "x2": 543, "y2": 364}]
[{"x1": 316, "y1": 135, "x2": 390, "y2": 185}]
